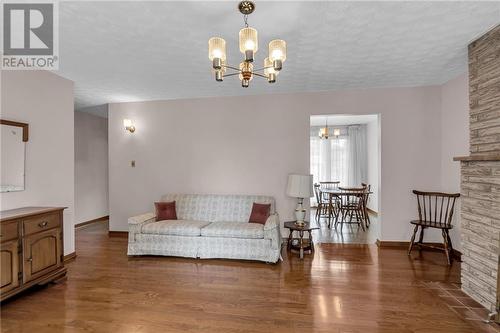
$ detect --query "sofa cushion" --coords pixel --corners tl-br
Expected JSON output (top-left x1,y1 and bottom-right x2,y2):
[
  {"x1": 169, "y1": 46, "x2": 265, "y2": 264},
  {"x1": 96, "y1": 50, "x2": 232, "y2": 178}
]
[
  {"x1": 200, "y1": 222, "x2": 264, "y2": 239},
  {"x1": 248, "y1": 203, "x2": 271, "y2": 225},
  {"x1": 141, "y1": 220, "x2": 211, "y2": 237},
  {"x1": 155, "y1": 201, "x2": 177, "y2": 221}
]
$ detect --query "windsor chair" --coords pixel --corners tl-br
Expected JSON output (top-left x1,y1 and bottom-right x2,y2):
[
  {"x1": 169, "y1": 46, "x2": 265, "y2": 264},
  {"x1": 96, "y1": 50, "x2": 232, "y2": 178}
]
[
  {"x1": 408, "y1": 190, "x2": 460, "y2": 265},
  {"x1": 314, "y1": 183, "x2": 331, "y2": 222},
  {"x1": 361, "y1": 183, "x2": 372, "y2": 227},
  {"x1": 335, "y1": 186, "x2": 366, "y2": 231}
]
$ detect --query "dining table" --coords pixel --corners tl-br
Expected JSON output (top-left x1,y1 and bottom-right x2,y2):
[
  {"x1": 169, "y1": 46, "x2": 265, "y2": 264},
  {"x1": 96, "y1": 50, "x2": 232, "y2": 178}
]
[{"x1": 320, "y1": 187, "x2": 373, "y2": 228}]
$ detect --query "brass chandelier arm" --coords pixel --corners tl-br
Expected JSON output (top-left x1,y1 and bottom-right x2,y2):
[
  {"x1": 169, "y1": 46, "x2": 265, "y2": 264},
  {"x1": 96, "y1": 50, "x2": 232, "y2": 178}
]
[
  {"x1": 251, "y1": 72, "x2": 269, "y2": 79},
  {"x1": 223, "y1": 72, "x2": 242, "y2": 77},
  {"x1": 220, "y1": 64, "x2": 273, "y2": 73},
  {"x1": 220, "y1": 71, "x2": 269, "y2": 80},
  {"x1": 221, "y1": 64, "x2": 241, "y2": 72},
  {"x1": 251, "y1": 66, "x2": 273, "y2": 72}
]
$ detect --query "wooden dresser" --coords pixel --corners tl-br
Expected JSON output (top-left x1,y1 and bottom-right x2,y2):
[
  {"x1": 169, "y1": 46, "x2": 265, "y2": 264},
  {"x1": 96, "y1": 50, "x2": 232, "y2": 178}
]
[{"x1": 1, "y1": 207, "x2": 67, "y2": 302}]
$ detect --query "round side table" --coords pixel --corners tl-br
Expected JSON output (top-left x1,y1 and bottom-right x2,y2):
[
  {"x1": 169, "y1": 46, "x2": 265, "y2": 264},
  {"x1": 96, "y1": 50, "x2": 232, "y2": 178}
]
[{"x1": 284, "y1": 221, "x2": 319, "y2": 259}]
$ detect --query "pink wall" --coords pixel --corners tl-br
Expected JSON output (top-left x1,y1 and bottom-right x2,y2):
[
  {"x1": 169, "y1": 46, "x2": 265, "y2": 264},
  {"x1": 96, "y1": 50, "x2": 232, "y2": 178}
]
[
  {"x1": 441, "y1": 73, "x2": 470, "y2": 251},
  {"x1": 1, "y1": 71, "x2": 75, "y2": 255},
  {"x1": 108, "y1": 84, "x2": 454, "y2": 243},
  {"x1": 75, "y1": 110, "x2": 109, "y2": 224}
]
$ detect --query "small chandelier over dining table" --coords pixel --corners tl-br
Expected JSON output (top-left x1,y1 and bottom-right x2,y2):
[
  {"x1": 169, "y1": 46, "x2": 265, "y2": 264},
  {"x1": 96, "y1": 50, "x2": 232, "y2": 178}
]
[
  {"x1": 319, "y1": 117, "x2": 340, "y2": 140},
  {"x1": 208, "y1": 1, "x2": 287, "y2": 87}
]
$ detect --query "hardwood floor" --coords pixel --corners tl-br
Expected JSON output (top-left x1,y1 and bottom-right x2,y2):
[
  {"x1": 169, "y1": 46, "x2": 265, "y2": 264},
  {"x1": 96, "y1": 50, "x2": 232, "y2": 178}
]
[
  {"x1": 310, "y1": 209, "x2": 379, "y2": 244},
  {"x1": 1, "y1": 221, "x2": 498, "y2": 333}
]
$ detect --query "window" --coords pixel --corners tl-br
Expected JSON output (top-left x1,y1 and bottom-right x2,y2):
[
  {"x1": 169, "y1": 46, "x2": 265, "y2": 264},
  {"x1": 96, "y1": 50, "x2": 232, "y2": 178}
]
[
  {"x1": 310, "y1": 125, "x2": 367, "y2": 206},
  {"x1": 310, "y1": 136, "x2": 348, "y2": 186}
]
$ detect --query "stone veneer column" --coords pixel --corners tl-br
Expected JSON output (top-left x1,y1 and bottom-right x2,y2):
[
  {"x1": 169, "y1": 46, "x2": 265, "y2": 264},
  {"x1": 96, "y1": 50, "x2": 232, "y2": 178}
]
[
  {"x1": 455, "y1": 24, "x2": 500, "y2": 312},
  {"x1": 460, "y1": 160, "x2": 500, "y2": 310},
  {"x1": 468, "y1": 25, "x2": 500, "y2": 155}
]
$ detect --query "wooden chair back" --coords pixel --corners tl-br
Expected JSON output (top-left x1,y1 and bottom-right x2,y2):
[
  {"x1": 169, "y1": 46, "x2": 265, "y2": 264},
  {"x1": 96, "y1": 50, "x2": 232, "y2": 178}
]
[
  {"x1": 338, "y1": 186, "x2": 365, "y2": 208},
  {"x1": 319, "y1": 181, "x2": 340, "y2": 191},
  {"x1": 413, "y1": 190, "x2": 460, "y2": 227},
  {"x1": 361, "y1": 183, "x2": 371, "y2": 206},
  {"x1": 313, "y1": 183, "x2": 323, "y2": 204}
]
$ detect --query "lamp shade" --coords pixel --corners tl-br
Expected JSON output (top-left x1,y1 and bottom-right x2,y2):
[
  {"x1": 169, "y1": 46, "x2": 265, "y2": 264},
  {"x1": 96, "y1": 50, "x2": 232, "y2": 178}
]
[
  {"x1": 286, "y1": 174, "x2": 313, "y2": 198},
  {"x1": 268, "y1": 39, "x2": 286, "y2": 62},
  {"x1": 239, "y1": 27, "x2": 258, "y2": 53},
  {"x1": 208, "y1": 37, "x2": 226, "y2": 61}
]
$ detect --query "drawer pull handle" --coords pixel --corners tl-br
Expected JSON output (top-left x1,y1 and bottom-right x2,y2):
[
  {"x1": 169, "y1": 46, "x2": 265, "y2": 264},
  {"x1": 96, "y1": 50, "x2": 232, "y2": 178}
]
[
  {"x1": 38, "y1": 221, "x2": 48, "y2": 228},
  {"x1": 27, "y1": 258, "x2": 33, "y2": 262}
]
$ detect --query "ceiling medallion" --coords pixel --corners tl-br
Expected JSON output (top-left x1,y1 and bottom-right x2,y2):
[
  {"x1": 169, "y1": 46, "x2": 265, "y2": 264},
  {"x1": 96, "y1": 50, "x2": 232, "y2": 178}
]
[{"x1": 208, "y1": 1, "x2": 287, "y2": 87}]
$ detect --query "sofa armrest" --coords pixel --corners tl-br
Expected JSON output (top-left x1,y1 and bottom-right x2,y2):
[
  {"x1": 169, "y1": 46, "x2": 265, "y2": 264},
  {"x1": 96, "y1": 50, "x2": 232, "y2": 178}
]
[
  {"x1": 264, "y1": 213, "x2": 282, "y2": 250},
  {"x1": 128, "y1": 212, "x2": 156, "y2": 225},
  {"x1": 128, "y1": 212, "x2": 155, "y2": 243}
]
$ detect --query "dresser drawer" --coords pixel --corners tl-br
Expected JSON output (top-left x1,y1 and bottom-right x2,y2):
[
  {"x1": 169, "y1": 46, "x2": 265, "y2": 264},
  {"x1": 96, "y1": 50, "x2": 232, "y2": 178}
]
[
  {"x1": 0, "y1": 221, "x2": 19, "y2": 242},
  {"x1": 23, "y1": 212, "x2": 61, "y2": 236}
]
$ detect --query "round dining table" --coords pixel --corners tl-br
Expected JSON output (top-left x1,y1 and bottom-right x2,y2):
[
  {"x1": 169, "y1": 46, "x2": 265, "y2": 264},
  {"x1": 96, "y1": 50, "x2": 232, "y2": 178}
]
[{"x1": 320, "y1": 187, "x2": 373, "y2": 229}]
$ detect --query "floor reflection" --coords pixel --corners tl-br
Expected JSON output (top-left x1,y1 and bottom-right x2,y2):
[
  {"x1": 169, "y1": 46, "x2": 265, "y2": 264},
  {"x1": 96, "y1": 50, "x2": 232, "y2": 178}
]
[{"x1": 310, "y1": 209, "x2": 379, "y2": 245}]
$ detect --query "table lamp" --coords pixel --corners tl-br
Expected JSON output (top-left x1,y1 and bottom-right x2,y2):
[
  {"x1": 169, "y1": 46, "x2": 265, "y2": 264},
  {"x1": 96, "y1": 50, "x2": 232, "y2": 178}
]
[{"x1": 286, "y1": 174, "x2": 313, "y2": 226}]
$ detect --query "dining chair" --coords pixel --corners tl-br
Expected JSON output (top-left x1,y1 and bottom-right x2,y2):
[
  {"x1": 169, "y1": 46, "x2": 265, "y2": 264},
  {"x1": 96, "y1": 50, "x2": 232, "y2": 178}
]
[
  {"x1": 319, "y1": 181, "x2": 340, "y2": 201},
  {"x1": 320, "y1": 181, "x2": 341, "y2": 221},
  {"x1": 408, "y1": 190, "x2": 460, "y2": 265},
  {"x1": 361, "y1": 183, "x2": 371, "y2": 227},
  {"x1": 335, "y1": 186, "x2": 366, "y2": 231},
  {"x1": 319, "y1": 181, "x2": 340, "y2": 189},
  {"x1": 313, "y1": 183, "x2": 330, "y2": 222}
]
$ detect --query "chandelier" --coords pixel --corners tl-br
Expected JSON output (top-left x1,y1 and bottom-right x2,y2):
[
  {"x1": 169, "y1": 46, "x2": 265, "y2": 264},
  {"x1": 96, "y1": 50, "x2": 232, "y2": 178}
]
[
  {"x1": 319, "y1": 118, "x2": 329, "y2": 139},
  {"x1": 208, "y1": 1, "x2": 287, "y2": 87},
  {"x1": 319, "y1": 118, "x2": 340, "y2": 140}
]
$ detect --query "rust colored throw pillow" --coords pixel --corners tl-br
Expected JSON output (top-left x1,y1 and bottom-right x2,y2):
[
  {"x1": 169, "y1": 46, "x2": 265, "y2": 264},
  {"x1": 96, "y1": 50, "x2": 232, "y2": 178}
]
[
  {"x1": 155, "y1": 201, "x2": 177, "y2": 221},
  {"x1": 248, "y1": 203, "x2": 271, "y2": 225}
]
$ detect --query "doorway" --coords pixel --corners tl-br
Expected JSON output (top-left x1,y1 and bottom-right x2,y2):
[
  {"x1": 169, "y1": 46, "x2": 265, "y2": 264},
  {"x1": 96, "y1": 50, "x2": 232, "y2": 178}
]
[{"x1": 309, "y1": 114, "x2": 381, "y2": 244}]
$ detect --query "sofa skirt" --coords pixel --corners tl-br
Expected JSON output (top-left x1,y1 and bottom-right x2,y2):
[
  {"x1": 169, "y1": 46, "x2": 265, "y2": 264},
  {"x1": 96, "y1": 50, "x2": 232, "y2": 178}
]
[{"x1": 128, "y1": 233, "x2": 281, "y2": 263}]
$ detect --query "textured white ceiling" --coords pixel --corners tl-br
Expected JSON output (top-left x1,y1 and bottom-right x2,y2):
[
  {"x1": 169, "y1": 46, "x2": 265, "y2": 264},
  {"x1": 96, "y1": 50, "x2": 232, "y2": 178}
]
[{"x1": 58, "y1": 1, "x2": 500, "y2": 110}]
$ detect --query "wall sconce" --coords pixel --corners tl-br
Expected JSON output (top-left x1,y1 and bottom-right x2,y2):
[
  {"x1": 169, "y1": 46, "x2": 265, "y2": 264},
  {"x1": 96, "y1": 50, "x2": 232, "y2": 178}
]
[
  {"x1": 123, "y1": 119, "x2": 135, "y2": 133},
  {"x1": 333, "y1": 128, "x2": 340, "y2": 137}
]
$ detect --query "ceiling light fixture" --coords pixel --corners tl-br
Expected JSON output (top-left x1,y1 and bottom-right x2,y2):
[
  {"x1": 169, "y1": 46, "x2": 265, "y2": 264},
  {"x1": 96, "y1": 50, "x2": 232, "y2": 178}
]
[
  {"x1": 319, "y1": 118, "x2": 329, "y2": 140},
  {"x1": 208, "y1": 1, "x2": 287, "y2": 87}
]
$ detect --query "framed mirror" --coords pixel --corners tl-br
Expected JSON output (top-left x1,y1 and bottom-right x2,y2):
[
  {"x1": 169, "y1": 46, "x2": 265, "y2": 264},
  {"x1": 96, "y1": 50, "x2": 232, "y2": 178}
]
[{"x1": 1, "y1": 120, "x2": 28, "y2": 193}]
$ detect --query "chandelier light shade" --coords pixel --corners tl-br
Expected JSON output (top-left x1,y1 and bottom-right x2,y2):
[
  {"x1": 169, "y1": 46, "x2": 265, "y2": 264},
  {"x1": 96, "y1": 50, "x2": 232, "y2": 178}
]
[
  {"x1": 208, "y1": 37, "x2": 226, "y2": 61},
  {"x1": 319, "y1": 117, "x2": 329, "y2": 139},
  {"x1": 319, "y1": 127, "x2": 329, "y2": 139},
  {"x1": 239, "y1": 27, "x2": 258, "y2": 61},
  {"x1": 208, "y1": 1, "x2": 287, "y2": 87},
  {"x1": 269, "y1": 39, "x2": 286, "y2": 71},
  {"x1": 269, "y1": 39, "x2": 287, "y2": 61}
]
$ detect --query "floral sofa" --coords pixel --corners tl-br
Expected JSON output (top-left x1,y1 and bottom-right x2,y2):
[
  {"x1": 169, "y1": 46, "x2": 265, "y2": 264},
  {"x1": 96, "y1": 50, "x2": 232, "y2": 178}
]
[{"x1": 127, "y1": 194, "x2": 282, "y2": 263}]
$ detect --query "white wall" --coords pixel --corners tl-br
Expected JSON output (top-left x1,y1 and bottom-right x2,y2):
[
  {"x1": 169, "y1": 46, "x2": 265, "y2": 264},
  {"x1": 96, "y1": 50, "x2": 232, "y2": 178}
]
[
  {"x1": 0, "y1": 70, "x2": 75, "y2": 255},
  {"x1": 440, "y1": 73, "x2": 469, "y2": 251},
  {"x1": 75, "y1": 109, "x2": 109, "y2": 224},
  {"x1": 366, "y1": 117, "x2": 380, "y2": 212},
  {"x1": 109, "y1": 85, "x2": 446, "y2": 243}
]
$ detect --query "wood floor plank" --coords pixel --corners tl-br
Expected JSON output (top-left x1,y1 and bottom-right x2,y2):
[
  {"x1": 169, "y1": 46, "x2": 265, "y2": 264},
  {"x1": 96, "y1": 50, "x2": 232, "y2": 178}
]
[{"x1": 0, "y1": 221, "x2": 498, "y2": 333}]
